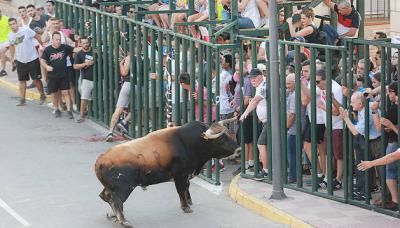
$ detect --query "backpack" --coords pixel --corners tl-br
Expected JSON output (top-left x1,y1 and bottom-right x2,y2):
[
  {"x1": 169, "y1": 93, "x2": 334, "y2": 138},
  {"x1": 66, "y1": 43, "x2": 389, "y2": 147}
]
[{"x1": 312, "y1": 24, "x2": 328, "y2": 45}]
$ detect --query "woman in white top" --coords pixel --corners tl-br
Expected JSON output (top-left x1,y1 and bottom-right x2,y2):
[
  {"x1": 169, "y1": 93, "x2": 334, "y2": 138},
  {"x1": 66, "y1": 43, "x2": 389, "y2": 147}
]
[{"x1": 238, "y1": 0, "x2": 261, "y2": 28}]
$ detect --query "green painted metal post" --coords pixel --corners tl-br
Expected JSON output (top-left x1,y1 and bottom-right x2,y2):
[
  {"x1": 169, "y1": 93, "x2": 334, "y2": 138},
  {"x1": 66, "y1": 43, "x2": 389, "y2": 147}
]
[
  {"x1": 181, "y1": 39, "x2": 188, "y2": 125},
  {"x1": 102, "y1": 14, "x2": 109, "y2": 126},
  {"x1": 174, "y1": 36, "x2": 181, "y2": 126},
  {"x1": 348, "y1": 40, "x2": 354, "y2": 200},
  {"x1": 189, "y1": 40, "x2": 196, "y2": 122},
  {"x1": 136, "y1": 23, "x2": 143, "y2": 137},
  {"x1": 280, "y1": 42, "x2": 288, "y2": 184},
  {"x1": 108, "y1": 16, "x2": 114, "y2": 124},
  {"x1": 91, "y1": 11, "x2": 98, "y2": 120},
  {"x1": 326, "y1": 48, "x2": 333, "y2": 196},
  {"x1": 157, "y1": 31, "x2": 164, "y2": 129},
  {"x1": 341, "y1": 47, "x2": 348, "y2": 201},
  {"x1": 143, "y1": 27, "x2": 150, "y2": 134},
  {"x1": 198, "y1": 45, "x2": 204, "y2": 122},
  {"x1": 310, "y1": 47, "x2": 318, "y2": 192},
  {"x1": 294, "y1": 45, "x2": 303, "y2": 188},
  {"x1": 129, "y1": 22, "x2": 136, "y2": 138}
]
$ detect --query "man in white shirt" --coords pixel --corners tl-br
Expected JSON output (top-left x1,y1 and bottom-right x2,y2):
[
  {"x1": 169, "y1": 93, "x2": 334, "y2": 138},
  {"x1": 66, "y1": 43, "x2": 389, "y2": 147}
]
[
  {"x1": 239, "y1": 68, "x2": 268, "y2": 180},
  {"x1": 300, "y1": 60, "x2": 327, "y2": 187},
  {"x1": 316, "y1": 68, "x2": 344, "y2": 190},
  {"x1": 8, "y1": 17, "x2": 46, "y2": 106}
]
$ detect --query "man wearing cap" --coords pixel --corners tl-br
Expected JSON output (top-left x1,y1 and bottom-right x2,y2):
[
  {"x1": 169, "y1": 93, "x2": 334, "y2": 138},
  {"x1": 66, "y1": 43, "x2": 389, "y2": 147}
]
[{"x1": 239, "y1": 68, "x2": 268, "y2": 180}]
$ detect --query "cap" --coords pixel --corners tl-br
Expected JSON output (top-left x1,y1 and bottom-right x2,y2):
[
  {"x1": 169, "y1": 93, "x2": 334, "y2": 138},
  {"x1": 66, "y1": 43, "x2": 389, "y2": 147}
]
[{"x1": 248, "y1": 68, "x2": 262, "y2": 77}]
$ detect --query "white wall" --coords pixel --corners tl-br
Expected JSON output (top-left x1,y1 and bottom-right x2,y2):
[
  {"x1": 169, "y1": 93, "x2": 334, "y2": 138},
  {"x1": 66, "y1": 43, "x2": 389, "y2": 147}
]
[{"x1": 390, "y1": 0, "x2": 400, "y2": 36}]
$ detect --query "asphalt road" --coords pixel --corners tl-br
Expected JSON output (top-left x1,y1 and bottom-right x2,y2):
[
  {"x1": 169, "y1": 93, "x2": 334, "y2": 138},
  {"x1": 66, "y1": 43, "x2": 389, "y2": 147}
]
[{"x1": 0, "y1": 87, "x2": 283, "y2": 228}]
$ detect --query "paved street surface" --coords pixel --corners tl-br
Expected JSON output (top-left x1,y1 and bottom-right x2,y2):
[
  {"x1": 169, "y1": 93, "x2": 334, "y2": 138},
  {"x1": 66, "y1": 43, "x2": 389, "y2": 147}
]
[{"x1": 0, "y1": 87, "x2": 283, "y2": 228}]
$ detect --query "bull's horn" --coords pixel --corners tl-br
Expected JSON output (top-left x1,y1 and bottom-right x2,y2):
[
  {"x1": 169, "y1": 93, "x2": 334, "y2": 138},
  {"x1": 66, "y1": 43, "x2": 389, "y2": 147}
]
[
  {"x1": 218, "y1": 117, "x2": 237, "y2": 126},
  {"x1": 202, "y1": 128, "x2": 226, "y2": 140}
]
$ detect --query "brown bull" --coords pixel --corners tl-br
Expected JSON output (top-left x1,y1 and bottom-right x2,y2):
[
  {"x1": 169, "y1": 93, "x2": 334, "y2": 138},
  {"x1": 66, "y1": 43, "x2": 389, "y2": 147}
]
[{"x1": 95, "y1": 118, "x2": 238, "y2": 227}]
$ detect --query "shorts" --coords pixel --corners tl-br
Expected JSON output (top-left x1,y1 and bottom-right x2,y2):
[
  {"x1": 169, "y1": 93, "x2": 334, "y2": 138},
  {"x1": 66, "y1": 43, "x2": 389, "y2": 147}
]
[
  {"x1": 116, "y1": 81, "x2": 130, "y2": 108},
  {"x1": 386, "y1": 142, "x2": 399, "y2": 180},
  {"x1": 257, "y1": 122, "x2": 268, "y2": 145},
  {"x1": 47, "y1": 76, "x2": 70, "y2": 94},
  {"x1": 236, "y1": 114, "x2": 255, "y2": 144},
  {"x1": 67, "y1": 66, "x2": 75, "y2": 85},
  {"x1": 81, "y1": 79, "x2": 94, "y2": 100},
  {"x1": 304, "y1": 119, "x2": 325, "y2": 144},
  {"x1": 324, "y1": 129, "x2": 343, "y2": 160},
  {"x1": 220, "y1": 112, "x2": 235, "y2": 135},
  {"x1": 15, "y1": 59, "x2": 42, "y2": 81}
]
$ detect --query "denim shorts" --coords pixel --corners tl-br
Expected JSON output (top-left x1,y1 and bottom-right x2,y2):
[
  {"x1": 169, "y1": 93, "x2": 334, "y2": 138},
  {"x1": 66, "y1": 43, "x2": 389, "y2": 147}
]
[{"x1": 386, "y1": 142, "x2": 399, "y2": 180}]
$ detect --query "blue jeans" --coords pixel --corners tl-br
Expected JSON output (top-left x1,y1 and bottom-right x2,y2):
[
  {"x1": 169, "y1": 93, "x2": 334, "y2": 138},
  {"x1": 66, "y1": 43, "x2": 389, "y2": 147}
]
[
  {"x1": 386, "y1": 142, "x2": 399, "y2": 180},
  {"x1": 238, "y1": 16, "x2": 255, "y2": 29},
  {"x1": 287, "y1": 134, "x2": 297, "y2": 181}
]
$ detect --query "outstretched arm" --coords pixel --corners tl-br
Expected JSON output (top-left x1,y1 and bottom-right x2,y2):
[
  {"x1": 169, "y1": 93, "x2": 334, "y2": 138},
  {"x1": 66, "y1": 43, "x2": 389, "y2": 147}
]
[{"x1": 358, "y1": 149, "x2": 400, "y2": 171}]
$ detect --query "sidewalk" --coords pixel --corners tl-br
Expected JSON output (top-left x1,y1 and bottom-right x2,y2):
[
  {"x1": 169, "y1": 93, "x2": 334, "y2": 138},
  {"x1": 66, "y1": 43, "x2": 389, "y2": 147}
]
[{"x1": 229, "y1": 175, "x2": 400, "y2": 227}]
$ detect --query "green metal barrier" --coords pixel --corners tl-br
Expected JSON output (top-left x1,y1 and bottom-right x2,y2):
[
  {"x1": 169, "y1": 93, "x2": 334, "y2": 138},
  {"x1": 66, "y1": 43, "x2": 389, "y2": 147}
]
[
  {"x1": 55, "y1": 0, "x2": 242, "y2": 185},
  {"x1": 55, "y1": 0, "x2": 400, "y2": 219}
]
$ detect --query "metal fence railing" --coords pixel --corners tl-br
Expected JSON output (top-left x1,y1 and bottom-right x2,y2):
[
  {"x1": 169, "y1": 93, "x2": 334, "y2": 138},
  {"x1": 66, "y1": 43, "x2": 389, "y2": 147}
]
[{"x1": 55, "y1": 0, "x2": 400, "y2": 219}]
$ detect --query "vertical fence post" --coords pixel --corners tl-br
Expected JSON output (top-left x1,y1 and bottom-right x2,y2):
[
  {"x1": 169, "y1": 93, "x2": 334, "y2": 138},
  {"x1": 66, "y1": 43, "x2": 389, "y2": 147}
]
[
  {"x1": 310, "y1": 47, "x2": 318, "y2": 192},
  {"x1": 294, "y1": 45, "x2": 303, "y2": 188},
  {"x1": 326, "y1": 48, "x2": 333, "y2": 195}
]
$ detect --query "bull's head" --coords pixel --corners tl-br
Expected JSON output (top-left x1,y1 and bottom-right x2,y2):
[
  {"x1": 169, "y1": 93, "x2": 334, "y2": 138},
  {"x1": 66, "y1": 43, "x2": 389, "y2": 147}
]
[{"x1": 201, "y1": 117, "x2": 239, "y2": 159}]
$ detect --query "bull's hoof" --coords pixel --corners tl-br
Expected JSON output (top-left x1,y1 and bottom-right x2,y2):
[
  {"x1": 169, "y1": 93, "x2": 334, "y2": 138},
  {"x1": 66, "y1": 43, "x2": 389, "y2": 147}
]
[
  {"x1": 120, "y1": 220, "x2": 133, "y2": 228},
  {"x1": 182, "y1": 207, "x2": 193, "y2": 213},
  {"x1": 106, "y1": 213, "x2": 116, "y2": 220},
  {"x1": 141, "y1": 186, "x2": 147, "y2": 191}
]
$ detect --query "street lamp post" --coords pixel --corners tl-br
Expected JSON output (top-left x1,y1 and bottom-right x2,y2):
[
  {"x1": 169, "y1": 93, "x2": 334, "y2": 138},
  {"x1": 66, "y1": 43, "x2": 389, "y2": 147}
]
[{"x1": 269, "y1": 0, "x2": 286, "y2": 200}]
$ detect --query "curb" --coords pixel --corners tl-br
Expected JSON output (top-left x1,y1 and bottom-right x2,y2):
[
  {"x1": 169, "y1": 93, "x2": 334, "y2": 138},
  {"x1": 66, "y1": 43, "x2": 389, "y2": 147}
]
[
  {"x1": 229, "y1": 175, "x2": 312, "y2": 228},
  {"x1": 0, "y1": 78, "x2": 51, "y2": 102}
]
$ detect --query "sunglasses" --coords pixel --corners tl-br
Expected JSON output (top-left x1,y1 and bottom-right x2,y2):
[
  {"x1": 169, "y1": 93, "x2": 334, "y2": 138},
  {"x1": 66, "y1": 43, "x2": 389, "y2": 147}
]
[
  {"x1": 129, "y1": 10, "x2": 134, "y2": 13},
  {"x1": 316, "y1": 80, "x2": 321, "y2": 84}
]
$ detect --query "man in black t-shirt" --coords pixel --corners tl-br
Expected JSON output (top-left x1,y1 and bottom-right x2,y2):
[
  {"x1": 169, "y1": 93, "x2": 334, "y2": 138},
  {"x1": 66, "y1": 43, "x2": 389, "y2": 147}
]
[
  {"x1": 73, "y1": 37, "x2": 94, "y2": 122},
  {"x1": 41, "y1": 31, "x2": 75, "y2": 119},
  {"x1": 27, "y1": 4, "x2": 49, "y2": 34}
]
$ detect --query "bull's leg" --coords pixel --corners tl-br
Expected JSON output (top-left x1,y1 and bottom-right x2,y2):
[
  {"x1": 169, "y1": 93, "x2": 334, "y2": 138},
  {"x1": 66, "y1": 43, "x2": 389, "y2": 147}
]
[
  {"x1": 184, "y1": 181, "x2": 192, "y2": 206},
  {"x1": 108, "y1": 193, "x2": 133, "y2": 228},
  {"x1": 174, "y1": 177, "x2": 192, "y2": 213}
]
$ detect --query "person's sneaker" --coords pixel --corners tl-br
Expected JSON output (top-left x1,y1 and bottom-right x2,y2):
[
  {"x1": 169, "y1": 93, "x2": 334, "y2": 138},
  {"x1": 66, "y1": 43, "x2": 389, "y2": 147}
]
[
  {"x1": 254, "y1": 170, "x2": 268, "y2": 181},
  {"x1": 247, "y1": 164, "x2": 254, "y2": 171},
  {"x1": 106, "y1": 133, "x2": 113, "y2": 142},
  {"x1": 117, "y1": 121, "x2": 129, "y2": 134},
  {"x1": 16, "y1": 99, "x2": 26, "y2": 106},
  {"x1": 317, "y1": 175, "x2": 327, "y2": 188},
  {"x1": 353, "y1": 191, "x2": 366, "y2": 201},
  {"x1": 54, "y1": 109, "x2": 62, "y2": 118},
  {"x1": 67, "y1": 111, "x2": 74, "y2": 119},
  {"x1": 39, "y1": 94, "x2": 46, "y2": 105},
  {"x1": 371, "y1": 185, "x2": 380, "y2": 194},
  {"x1": 27, "y1": 82, "x2": 35, "y2": 89},
  {"x1": 75, "y1": 117, "x2": 85, "y2": 123},
  {"x1": 0, "y1": 70, "x2": 7, "y2": 76},
  {"x1": 332, "y1": 179, "x2": 342, "y2": 190}
]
